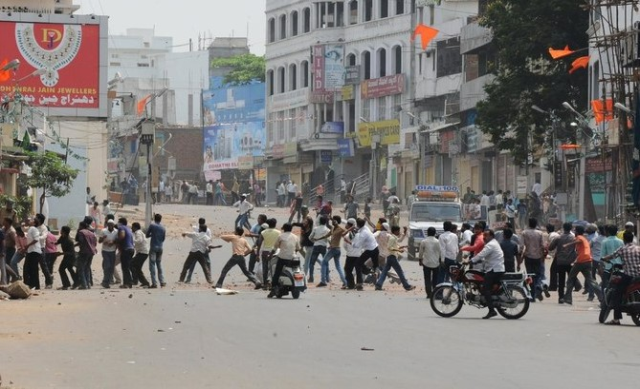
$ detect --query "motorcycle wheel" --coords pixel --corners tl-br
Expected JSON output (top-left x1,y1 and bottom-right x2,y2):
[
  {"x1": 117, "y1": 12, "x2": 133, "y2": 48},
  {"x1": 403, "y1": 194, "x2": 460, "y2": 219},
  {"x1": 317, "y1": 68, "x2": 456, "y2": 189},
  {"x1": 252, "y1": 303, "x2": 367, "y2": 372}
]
[
  {"x1": 430, "y1": 286, "x2": 463, "y2": 318},
  {"x1": 599, "y1": 304, "x2": 611, "y2": 324},
  {"x1": 497, "y1": 286, "x2": 530, "y2": 320},
  {"x1": 631, "y1": 313, "x2": 640, "y2": 326},
  {"x1": 292, "y1": 289, "x2": 301, "y2": 299}
]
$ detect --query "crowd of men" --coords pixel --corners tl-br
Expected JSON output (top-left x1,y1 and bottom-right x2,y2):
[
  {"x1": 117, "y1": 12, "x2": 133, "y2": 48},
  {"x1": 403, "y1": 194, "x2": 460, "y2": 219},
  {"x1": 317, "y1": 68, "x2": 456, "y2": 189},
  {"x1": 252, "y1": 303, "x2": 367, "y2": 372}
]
[{"x1": 2, "y1": 187, "x2": 639, "y2": 325}]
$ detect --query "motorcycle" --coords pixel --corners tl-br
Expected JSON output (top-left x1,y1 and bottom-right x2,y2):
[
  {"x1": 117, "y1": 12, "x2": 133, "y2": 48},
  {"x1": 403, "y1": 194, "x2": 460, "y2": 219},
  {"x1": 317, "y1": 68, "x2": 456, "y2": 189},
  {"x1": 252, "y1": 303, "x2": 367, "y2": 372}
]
[
  {"x1": 269, "y1": 255, "x2": 307, "y2": 299},
  {"x1": 598, "y1": 266, "x2": 640, "y2": 325},
  {"x1": 430, "y1": 263, "x2": 531, "y2": 319}
]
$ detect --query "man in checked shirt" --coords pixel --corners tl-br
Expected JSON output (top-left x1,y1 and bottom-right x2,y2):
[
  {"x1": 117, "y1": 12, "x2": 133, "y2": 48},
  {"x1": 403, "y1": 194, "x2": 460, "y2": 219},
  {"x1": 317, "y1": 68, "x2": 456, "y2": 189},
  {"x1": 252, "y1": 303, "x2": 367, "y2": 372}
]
[{"x1": 602, "y1": 231, "x2": 640, "y2": 325}]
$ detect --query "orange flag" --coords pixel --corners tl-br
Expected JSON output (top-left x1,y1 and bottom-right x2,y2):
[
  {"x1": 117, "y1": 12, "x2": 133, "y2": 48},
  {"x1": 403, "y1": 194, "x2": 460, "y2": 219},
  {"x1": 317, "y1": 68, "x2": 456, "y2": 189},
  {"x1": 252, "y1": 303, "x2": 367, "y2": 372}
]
[
  {"x1": 412, "y1": 24, "x2": 439, "y2": 50},
  {"x1": 137, "y1": 94, "x2": 152, "y2": 116},
  {"x1": 0, "y1": 59, "x2": 12, "y2": 82},
  {"x1": 591, "y1": 98, "x2": 613, "y2": 124},
  {"x1": 549, "y1": 45, "x2": 575, "y2": 60},
  {"x1": 569, "y1": 56, "x2": 589, "y2": 74}
]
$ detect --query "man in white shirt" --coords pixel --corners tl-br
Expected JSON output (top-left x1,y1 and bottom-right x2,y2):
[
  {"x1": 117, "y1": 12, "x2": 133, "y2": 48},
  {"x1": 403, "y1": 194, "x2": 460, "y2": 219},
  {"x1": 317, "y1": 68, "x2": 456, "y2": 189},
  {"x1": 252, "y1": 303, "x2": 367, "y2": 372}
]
[
  {"x1": 277, "y1": 182, "x2": 286, "y2": 207},
  {"x1": 130, "y1": 222, "x2": 151, "y2": 287},
  {"x1": 468, "y1": 229, "x2": 505, "y2": 319},
  {"x1": 307, "y1": 216, "x2": 330, "y2": 283},
  {"x1": 532, "y1": 182, "x2": 542, "y2": 197},
  {"x1": 459, "y1": 223, "x2": 473, "y2": 247},
  {"x1": 35, "y1": 213, "x2": 53, "y2": 288},
  {"x1": 23, "y1": 216, "x2": 43, "y2": 289},
  {"x1": 205, "y1": 181, "x2": 214, "y2": 205},
  {"x1": 287, "y1": 180, "x2": 297, "y2": 206},
  {"x1": 268, "y1": 223, "x2": 302, "y2": 297},
  {"x1": 179, "y1": 224, "x2": 219, "y2": 284},
  {"x1": 438, "y1": 221, "x2": 459, "y2": 283},
  {"x1": 343, "y1": 218, "x2": 362, "y2": 289},
  {"x1": 233, "y1": 194, "x2": 254, "y2": 230},
  {"x1": 480, "y1": 191, "x2": 491, "y2": 208},
  {"x1": 99, "y1": 219, "x2": 119, "y2": 289},
  {"x1": 352, "y1": 218, "x2": 380, "y2": 290},
  {"x1": 419, "y1": 227, "x2": 441, "y2": 298}
]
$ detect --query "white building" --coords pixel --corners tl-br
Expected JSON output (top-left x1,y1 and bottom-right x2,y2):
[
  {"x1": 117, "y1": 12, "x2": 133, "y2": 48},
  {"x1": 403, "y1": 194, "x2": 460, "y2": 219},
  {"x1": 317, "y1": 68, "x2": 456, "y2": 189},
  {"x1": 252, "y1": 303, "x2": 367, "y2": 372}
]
[
  {"x1": 108, "y1": 29, "x2": 209, "y2": 126},
  {"x1": 265, "y1": 0, "x2": 416, "y2": 201}
]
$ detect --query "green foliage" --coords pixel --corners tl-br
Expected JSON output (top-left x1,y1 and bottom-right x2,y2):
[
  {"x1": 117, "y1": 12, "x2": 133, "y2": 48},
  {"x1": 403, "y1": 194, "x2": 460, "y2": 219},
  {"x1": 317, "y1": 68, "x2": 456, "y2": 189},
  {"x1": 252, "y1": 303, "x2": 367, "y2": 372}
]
[
  {"x1": 211, "y1": 54, "x2": 266, "y2": 85},
  {"x1": 22, "y1": 151, "x2": 79, "y2": 213},
  {"x1": 0, "y1": 193, "x2": 33, "y2": 221},
  {"x1": 475, "y1": 0, "x2": 589, "y2": 164}
]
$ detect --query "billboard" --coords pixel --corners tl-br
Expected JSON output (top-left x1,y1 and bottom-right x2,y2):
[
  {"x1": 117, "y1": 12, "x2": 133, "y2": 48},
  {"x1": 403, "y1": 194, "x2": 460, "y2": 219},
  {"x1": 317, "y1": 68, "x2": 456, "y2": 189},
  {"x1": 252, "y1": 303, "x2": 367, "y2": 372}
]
[
  {"x1": 361, "y1": 74, "x2": 405, "y2": 99},
  {"x1": 311, "y1": 44, "x2": 345, "y2": 102},
  {"x1": 0, "y1": 14, "x2": 108, "y2": 118},
  {"x1": 202, "y1": 82, "x2": 266, "y2": 171},
  {"x1": 357, "y1": 119, "x2": 401, "y2": 147}
]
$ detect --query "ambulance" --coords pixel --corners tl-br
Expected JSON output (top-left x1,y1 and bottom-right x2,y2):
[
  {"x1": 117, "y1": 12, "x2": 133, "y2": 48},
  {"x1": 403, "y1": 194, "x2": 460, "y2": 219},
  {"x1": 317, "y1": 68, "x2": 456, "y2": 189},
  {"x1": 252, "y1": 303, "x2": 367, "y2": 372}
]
[{"x1": 407, "y1": 185, "x2": 463, "y2": 261}]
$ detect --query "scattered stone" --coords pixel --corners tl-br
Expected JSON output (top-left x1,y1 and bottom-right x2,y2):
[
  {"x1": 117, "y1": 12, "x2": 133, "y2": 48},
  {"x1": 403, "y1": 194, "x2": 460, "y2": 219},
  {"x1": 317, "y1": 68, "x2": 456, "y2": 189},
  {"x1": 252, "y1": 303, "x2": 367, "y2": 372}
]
[
  {"x1": 128, "y1": 294, "x2": 133, "y2": 299},
  {"x1": 361, "y1": 347, "x2": 374, "y2": 351}
]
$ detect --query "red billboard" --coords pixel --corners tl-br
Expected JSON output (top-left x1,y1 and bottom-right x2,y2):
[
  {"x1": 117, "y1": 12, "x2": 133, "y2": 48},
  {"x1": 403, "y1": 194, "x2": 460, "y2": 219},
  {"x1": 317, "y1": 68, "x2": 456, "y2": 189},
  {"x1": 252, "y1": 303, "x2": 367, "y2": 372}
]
[
  {"x1": 361, "y1": 74, "x2": 405, "y2": 99},
  {"x1": 0, "y1": 21, "x2": 100, "y2": 110}
]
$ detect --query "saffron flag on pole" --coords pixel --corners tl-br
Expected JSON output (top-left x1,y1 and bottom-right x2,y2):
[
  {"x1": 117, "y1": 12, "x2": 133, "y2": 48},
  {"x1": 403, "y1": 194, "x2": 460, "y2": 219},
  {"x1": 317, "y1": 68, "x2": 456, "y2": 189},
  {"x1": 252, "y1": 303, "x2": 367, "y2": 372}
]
[
  {"x1": 591, "y1": 99, "x2": 614, "y2": 124},
  {"x1": 137, "y1": 94, "x2": 152, "y2": 116},
  {"x1": 411, "y1": 24, "x2": 439, "y2": 50},
  {"x1": 569, "y1": 56, "x2": 589, "y2": 74},
  {"x1": 548, "y1": 46, "x2": 575, "y2": 60},
  {"x1": 0, "y1": 59, "x2": 12, "y2": 82}
]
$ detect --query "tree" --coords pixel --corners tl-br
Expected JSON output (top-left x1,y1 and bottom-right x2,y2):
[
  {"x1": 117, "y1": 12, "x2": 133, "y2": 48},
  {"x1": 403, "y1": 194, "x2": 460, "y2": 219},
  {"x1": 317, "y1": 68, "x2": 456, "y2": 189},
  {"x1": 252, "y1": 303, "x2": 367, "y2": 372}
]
[
  {"x1": 210, "y1": 54, "x2": 266, "y2": 85},
  {"x1": 475, "y1": 0, "x2": 589, "y2": 164},
  {"x1": 22, "y1": 151, "x2": 79, "y2": 214}
]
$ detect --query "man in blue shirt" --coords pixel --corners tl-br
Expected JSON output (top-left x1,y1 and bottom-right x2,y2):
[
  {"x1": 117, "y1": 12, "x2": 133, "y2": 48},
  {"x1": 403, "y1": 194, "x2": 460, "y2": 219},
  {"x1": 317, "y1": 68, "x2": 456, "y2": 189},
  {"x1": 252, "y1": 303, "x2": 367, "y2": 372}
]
[
  {"x1": 117, "y1": 217, "x2": 135, "y2": 289},
  {"x1": 600, "y1": 224, "x2": 624, "y2": 290},
  {"x1": 146, "y1": 213, "x2": 167, "y2": 288}
]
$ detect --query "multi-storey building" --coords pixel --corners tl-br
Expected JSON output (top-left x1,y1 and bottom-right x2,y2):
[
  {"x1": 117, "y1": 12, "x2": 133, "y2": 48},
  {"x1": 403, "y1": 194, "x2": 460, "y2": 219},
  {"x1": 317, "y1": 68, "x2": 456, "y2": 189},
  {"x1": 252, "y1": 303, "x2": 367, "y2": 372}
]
[{"x1": 265, "y1": 0, "x2": 416, "y2": 202}]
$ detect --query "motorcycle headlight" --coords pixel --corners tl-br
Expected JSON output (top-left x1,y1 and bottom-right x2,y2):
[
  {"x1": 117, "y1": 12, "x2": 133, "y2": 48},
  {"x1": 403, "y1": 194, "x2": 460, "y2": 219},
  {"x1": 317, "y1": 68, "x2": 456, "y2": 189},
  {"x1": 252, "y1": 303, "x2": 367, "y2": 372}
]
[{"x1": 411, "y1": 229, "x2": 424, "y2": 238}]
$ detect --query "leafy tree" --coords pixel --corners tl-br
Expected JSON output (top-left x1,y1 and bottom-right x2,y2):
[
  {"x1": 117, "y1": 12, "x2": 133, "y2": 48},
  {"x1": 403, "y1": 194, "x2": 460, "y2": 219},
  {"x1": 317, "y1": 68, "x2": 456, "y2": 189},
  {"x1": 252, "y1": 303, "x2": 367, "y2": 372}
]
[
  {"x1": 22, "y1": 151, "x2": 79, "y2": 214},
  {"x1": 211, "y1": 54, "x2": 266, "y2": 85},
  {"x1": 475, "y1": 0, "x2": 589, "y2": 164}
]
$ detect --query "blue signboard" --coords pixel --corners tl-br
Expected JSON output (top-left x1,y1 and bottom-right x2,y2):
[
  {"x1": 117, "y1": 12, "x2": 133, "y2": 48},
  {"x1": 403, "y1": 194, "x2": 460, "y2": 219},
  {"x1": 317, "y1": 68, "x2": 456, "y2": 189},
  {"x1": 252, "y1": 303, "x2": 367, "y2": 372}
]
[
  {"x1": 202, "y1": 81, "x2": 265, "y2": 170},
  {"x1": 319, "y1": 121, "x2": 344, "y2": 134},
  {"x1": 337, "y1": 138, "x2": 354, "y2": 157},
  {"x1": 320, "y1": 150, "x2": 332, "y2": 164}
]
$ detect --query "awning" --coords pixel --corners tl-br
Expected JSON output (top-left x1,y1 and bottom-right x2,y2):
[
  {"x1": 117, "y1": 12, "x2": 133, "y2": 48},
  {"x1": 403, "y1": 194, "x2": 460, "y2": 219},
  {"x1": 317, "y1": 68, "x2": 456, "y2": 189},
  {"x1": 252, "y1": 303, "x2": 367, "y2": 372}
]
[{"x1": 419, "y1": 121, "x2": 460, "y2": 133}]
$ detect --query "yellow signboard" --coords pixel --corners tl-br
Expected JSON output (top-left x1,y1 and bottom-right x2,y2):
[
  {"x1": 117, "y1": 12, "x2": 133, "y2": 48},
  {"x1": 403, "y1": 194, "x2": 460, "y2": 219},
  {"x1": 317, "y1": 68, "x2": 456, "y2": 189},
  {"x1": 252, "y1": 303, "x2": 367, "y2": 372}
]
[
  {"x1": 340, "y1": 85, "x2": 355, "y2": 101},
  {"x1": 357, "y1": 119, "x2": 400, "y2": 147}
]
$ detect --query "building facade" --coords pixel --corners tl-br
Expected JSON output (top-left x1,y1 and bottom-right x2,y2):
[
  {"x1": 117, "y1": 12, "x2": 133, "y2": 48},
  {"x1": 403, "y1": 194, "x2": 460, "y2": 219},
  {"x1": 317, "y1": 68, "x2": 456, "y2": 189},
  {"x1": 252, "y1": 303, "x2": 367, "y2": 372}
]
[{"x1": 265, "y1": 0, "x2": 416, "y2": 203}]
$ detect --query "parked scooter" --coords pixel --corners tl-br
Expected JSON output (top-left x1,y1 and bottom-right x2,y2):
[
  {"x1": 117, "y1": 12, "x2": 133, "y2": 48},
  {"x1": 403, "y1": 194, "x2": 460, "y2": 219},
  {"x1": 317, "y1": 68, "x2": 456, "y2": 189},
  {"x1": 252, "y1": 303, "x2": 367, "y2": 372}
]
[{"x1": 268, "y1": 254, "x2": 307, "y2": 299}]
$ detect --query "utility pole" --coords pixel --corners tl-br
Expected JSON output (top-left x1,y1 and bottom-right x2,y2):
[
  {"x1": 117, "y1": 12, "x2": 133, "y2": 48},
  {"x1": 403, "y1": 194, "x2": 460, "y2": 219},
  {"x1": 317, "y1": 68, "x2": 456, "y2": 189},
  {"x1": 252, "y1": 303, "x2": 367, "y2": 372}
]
[{"x1": 140, "y1": 121, "x2": 155, "y2": 228}]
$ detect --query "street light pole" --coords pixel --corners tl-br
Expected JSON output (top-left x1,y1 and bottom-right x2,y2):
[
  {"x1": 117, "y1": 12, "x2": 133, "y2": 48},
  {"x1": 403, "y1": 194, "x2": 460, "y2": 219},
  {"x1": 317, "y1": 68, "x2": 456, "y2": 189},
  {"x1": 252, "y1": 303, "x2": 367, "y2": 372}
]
[{"x1": 140, "y1": 121, "x2": 155, "y2": 228}]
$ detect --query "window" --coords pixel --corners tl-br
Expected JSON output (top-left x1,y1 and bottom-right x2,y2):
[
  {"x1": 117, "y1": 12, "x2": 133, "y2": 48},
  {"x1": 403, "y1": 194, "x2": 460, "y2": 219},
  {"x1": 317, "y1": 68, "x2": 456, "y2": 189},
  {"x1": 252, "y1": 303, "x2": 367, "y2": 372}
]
[
  {"x1": 381, "y1": 0, "x2": 389, "y2": 18},
  {"x1": 378, "y1": 48, "x2": 387, "y2": 77},
  {"x1": 362, "y1": 51, "x2": 371, "y2": 80},
  {"x1": 303, "y1": 8, "x2": 311, "y2": 32},
  {"x1": 393, "y1": 45, "x2": 402, "y2": 74},
  {"x1": 268, "y1": 18, "x2": 276, "y2": 43},
  {"x1": 349, "y1": 0, "x2": 358, "y2": 25},
  {"x1": 347, "y1": 53, "x2": 356, "y2": 66},
  {"x1": 289, "y1": 64, "x2": 297, "y2": 91},
  {"x1": 436, "y1": 38, "x2": 462, "y2": 78},
  {"x1": 289, "y1": 109, "x2": 297, "y2": 140},
  {"x1": 396, "y1": 0, "x2": 404, "y2": 15},
  {"x1": 267, "y1": 114, "x2": 275, "y2": 144},
  {"x1": 364, "y1": 0, "x2": 373, "y2": 22},
  {"x1": 279, "y1": 14, "x2": 287, "y2": 39},
  {"x1": 361, "y1": 99, "x2": 371, "y2": 121},
  {"x1": 278, "y1": 67, "x2": 286, "y2": 93},
  {"x1": 267, "y1": 70, "x2": 275, "y2": 96},
  {"x1": 301, "y1": 61, "x2": 309, "y2": 88},
  {"x1": 377, "y1": 97, "x2": 386, "y2": 121},
  {"x1": 277, "y1": 112, "x2": 285, "y2": 140},
  {"x1": 336, "y1": 1, "x2": 345, "y2": 26},
  {"x1": 291, "y1": 11, "x2": 299, "y2": 36}
]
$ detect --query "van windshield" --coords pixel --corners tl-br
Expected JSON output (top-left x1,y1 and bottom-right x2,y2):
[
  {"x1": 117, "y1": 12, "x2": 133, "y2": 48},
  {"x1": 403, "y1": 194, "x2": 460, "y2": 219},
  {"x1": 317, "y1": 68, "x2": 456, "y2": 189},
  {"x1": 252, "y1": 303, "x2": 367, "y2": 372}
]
[{"x1": 411, "y1": 203, "x2": 461, "y2": 222}]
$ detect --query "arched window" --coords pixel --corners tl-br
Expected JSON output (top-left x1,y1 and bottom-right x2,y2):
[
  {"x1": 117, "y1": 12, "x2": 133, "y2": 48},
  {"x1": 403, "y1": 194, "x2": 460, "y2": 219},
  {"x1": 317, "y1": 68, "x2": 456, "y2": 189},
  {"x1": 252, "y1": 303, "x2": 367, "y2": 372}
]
[
  {"x1": 381, "y1": 0, "x2": 389, "y2": 18},
  {"x1": 392, "y1": 45, "x2": 402, "y2": 74},
  {"x1": 289, "y1": 63, "x2": 298, "y2": 91},
  {"x1": 268, "y1": 18, "x2": 275, "y2": 43},
  {"x1": 377, "y1": 48, "x2": 387, "y2": 78},
  {"x1": 396, "y1": 0, "x2": 404, "y2": 15},
  {"x1": 347, "y1": 53, "x2": 357, "y2": 66},
  {"x1": 364, "y1": 0, "x2": 373, "y2": 22},
  {"x1": 301, "y1": 60, "x2": 309, "y2": 87},
  {"x1": 279, "y1": 14, "x2": 287, "y2": 39},
  {"x1": 267, "y1": 69, "x2": 275, "y2": 96},
  {"x1": 362, "y1": 51, "x2": 371, "y2": 80},
  {"x1": 277, "y1": 67, "x2": 286, "y2": 93},
  {"x1": 303, "y1": 8, "x2": 311, "y2": 33},
  {"x1": 291, "y1": 11, "x2": 299, "y2": 36},
  {"x1": 349, "y1": 1, "x2": 358, "y2": 25}
]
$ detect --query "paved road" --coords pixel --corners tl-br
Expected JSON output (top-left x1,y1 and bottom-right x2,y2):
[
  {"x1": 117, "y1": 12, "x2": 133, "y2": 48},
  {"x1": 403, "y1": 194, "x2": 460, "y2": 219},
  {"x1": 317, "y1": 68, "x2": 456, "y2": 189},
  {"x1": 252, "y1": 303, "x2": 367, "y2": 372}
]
[{"x1": 1, "y1": 204, "x2": 638, "y2": 389}]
